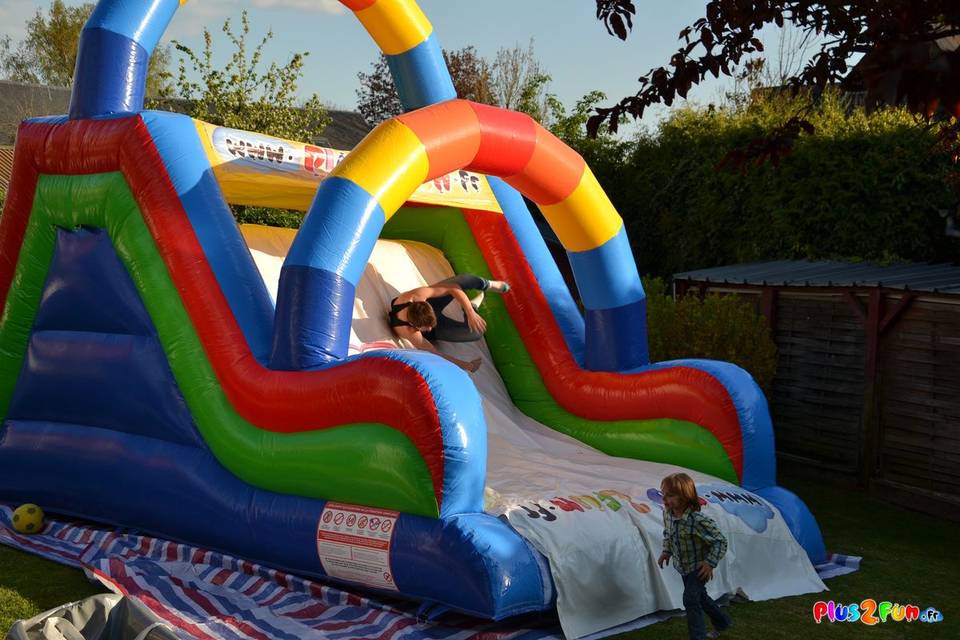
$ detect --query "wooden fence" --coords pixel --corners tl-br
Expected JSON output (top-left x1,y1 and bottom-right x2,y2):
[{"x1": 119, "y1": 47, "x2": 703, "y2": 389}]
[{"x1": 675, "y1": 280, "x2": 960, "y2": 520}]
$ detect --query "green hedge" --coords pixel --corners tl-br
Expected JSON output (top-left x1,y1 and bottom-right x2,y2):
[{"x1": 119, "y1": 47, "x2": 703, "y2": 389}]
[
  {"x1": 597, "y1": 91, "x2": 958, "y2": 277},
  {"x1": 644, "y1": 277, "x2": 777, "y2": 393},
  {"x1": 232, "y1": 205, "x2": 303, "y2": 228}
]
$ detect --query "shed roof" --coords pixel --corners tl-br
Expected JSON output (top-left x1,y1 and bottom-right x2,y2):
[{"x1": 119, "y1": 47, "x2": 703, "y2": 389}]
[{"x1": 673, "y1": 260, "x2": 960, "y2": 294}]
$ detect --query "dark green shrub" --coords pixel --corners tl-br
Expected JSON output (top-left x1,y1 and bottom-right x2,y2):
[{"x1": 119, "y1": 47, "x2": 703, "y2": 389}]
[
  {"x1": 613, "y1": 91, "x2": 958, "y2": 277},
  {"x1": 644, "y1": 277, "x2": 777, "y2": 393},
  {"x1": 232, "y1": 205, "x2": 302, "y2": 229}
]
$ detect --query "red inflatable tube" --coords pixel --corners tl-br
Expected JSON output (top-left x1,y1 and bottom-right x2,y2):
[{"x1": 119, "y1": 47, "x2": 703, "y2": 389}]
[
  {"x1": 0, "y1": 123, "x2": 42, "y2": 308},
  {"x1": 468, "y1": 101, "x2": 538, "y2": 177},
  {"x1": 339, "y1": 0, "x2": 377, "y2": 11},
  {"x1": 503, "y1": 125, "x2": 585, "y2": 206},
  {"x1": 464, "y1": 209, "x2": 744, "y2": 479},
  {"x1": 394, "y1": 99, "x2": 585, "y2": 207},
  {"x1": 396, "y1": 100, "x2": 481, "y2": 181}
]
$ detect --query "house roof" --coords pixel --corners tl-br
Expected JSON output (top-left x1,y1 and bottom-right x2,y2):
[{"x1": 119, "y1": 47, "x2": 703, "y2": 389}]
[
  {"x1": 316, "y1": 110, "x2": 372, "y2": 149},
  {"x1": 673, "y1": 259, "x2": 960, "y2": 294},
  {"x1": 844, "y1": 34, "x2": 960, "y2": 95},
  {"x1": 0, "y1": 80, "x2": 371, "y2": 149}
]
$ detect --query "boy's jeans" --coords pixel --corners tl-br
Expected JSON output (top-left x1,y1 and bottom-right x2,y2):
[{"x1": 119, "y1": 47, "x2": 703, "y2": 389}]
[{"x1": 682, "y1": 572, "x2": 732, "y2": 640}]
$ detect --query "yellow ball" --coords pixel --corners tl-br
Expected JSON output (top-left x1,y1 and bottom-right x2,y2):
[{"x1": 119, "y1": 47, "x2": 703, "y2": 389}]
[{"x1": 12, "y1": 503, "x2": 44, "y2": 534}]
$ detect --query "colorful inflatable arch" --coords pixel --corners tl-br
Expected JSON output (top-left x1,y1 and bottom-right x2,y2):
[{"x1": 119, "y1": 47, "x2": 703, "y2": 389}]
[{"x1": 0, "y1": 0, "x2": 826, "y2": 620}]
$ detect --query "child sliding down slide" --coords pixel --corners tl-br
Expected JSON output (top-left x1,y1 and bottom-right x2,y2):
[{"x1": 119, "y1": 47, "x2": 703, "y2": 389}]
[{"x1": 388, "y1": 274, "x2": 510, "y2": 372}]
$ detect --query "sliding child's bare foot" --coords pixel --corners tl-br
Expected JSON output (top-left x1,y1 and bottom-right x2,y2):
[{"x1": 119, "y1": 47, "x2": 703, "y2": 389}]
[{"x1": 487, "y1": 280, "x2": 510, "y2": 294}]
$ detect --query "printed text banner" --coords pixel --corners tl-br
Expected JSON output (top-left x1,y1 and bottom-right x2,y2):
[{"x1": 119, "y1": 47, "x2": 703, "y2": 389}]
[{"x1": 194, "y1": 121, "x2": 502, "y2": 213}]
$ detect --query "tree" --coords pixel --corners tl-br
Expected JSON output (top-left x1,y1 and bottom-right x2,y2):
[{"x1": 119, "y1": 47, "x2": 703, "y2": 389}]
[
  {"x1": 0, "y1": 0, "x2": 171, "y2": 96},
  {"x1": 491, "y1": 40, "x2": 552, "y2": 123},
  {"x1": 170, "y1": 10, "x2": 329, "y2": 142},
  {"x1": 446, "y1": 46, "x2": 496, "y2": 107},
  {"x1": 355, "y1": 54, "x2": 403, "y2": 125},
  {"x1": 547, "y1": 91, "x2": 632, "y2": 181},
  {"x1": 618, "y1": 90, "x2": 956, "y2": 276},
  {"x1": 357, "y1": 46, "x2": 496, "y2": 124},
  {"x1": 589, "y1": 1, "x2": 960, "y2": 133},
  {"x1": 355, "y1": 42, "x2": 552, "y2": 125}
]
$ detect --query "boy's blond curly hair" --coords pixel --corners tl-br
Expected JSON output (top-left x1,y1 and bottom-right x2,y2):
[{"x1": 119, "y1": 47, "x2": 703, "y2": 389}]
[{"x1": 662, "y1": 472, "x2": 701, "y2": 512}]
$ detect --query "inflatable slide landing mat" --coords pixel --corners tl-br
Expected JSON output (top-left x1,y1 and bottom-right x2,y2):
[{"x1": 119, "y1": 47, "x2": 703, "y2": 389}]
[{"x1": 243, "y1": 226, "x2": 827, "y2": 638}]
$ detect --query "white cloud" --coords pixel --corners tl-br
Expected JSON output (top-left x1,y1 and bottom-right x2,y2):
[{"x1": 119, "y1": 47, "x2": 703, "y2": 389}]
[
  {"x1": 165, "y1": 0, "x2": 235, "y2": 39},
  {"x1": 0, "y1": 0, "x2": 44, "y2": 41},
  {"x1": 249, "y1": 0, "x2": 345, "y2": 14},
  {"x1": 1, "y1": 0, "x2": 347, "y2": 44},
  {"x1": 166, "y1": 0, "x2": 346, "y2": 39}
]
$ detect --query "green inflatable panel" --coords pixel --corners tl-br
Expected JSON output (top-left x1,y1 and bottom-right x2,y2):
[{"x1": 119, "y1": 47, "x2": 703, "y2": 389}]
[{"x1": 383, "y1": 206, "x2": 738, "y2": 483}]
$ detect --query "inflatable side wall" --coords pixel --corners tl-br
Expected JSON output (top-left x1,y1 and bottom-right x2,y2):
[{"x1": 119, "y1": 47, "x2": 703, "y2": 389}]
[{"x1": 0, "y1": 0, "x2": 825, "y2": 620}]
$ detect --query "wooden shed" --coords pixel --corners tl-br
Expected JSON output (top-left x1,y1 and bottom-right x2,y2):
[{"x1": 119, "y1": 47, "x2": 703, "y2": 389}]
[{"x1": 673, "y1": 260, "x2": 960, "y2": 520}]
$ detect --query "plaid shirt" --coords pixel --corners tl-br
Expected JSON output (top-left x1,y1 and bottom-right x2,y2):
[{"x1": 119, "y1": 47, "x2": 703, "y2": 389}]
[{"x1": 662, "y1": 507, "x2": 728, "y2": 575}]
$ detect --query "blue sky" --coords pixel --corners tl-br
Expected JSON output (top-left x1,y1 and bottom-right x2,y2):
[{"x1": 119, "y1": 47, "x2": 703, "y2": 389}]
[{"x1": 1, "y1": 1, "x2": 797, "y2": 133}]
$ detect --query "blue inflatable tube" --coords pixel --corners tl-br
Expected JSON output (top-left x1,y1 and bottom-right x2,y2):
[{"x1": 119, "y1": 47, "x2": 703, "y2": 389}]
[
  {"x1": 69, "y1": 0, "x2": 179, "y2": 119},
  {"x1": 143, "y1": 112, "x2": 276, "y2": 365},
  {"x1": 0, "y1": 420, "x2": 549, "y2": 618}
]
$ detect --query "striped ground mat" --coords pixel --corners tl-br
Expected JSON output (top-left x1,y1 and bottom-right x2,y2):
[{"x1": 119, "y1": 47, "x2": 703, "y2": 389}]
[
  {"x1": 0, "y1": 505, "x2": 560, "y2": 640},
  {"x1": 813, "y1": 553, "x2": 861, "y2": 580},
  {"x1": 0, "y1": 505, "x2": 859, "y2": 640}
]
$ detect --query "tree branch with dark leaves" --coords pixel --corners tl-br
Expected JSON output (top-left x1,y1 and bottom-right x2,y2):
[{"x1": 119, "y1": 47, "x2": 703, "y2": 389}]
[
  {"x1": 716, "y1": 115, "x2": 816, "y2": 174},
  {"x1": 590, "y1": 0, "x2": 960, "y2": 137},
  {"x1": 596, "y1": 0, "x2": 636, "y2": 40}
]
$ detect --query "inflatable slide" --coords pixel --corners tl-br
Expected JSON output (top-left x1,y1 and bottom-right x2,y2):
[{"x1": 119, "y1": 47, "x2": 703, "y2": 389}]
[{"x1": 0, "y1": 0, "x2": 827, "y2": 636}]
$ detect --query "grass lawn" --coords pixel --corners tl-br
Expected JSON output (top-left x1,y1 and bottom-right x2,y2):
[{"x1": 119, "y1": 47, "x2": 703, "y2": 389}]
[
  {"x1": 1, "y1": 472, "x2": 957, "y2": 638},
  {"x1": 0, "y1": 546, "x2": 106, "y2": 632},
  {"x1": 617, "y1": 473, "x2": 958, "y2": 639}
]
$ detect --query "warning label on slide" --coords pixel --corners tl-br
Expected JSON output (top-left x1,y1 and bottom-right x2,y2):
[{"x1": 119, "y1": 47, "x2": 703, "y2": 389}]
[{"x1": 317, "y1": 502, "x2": 399, "y2": 591}]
